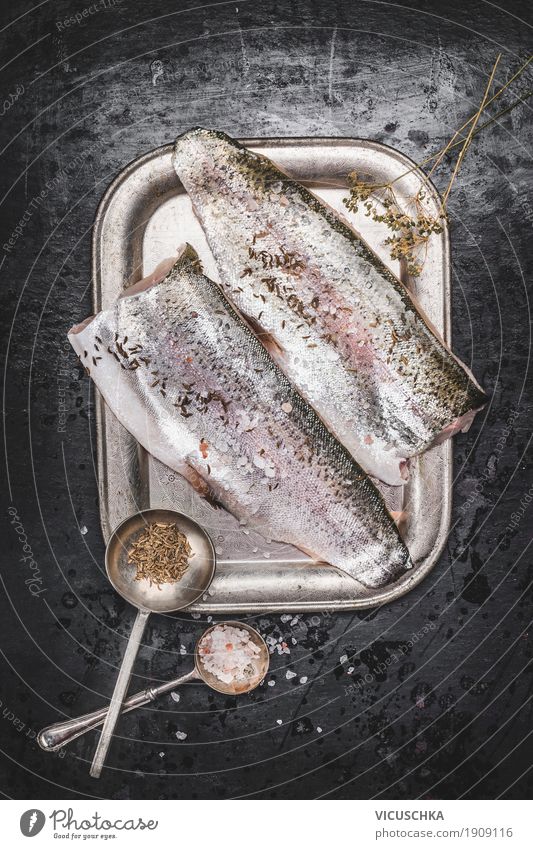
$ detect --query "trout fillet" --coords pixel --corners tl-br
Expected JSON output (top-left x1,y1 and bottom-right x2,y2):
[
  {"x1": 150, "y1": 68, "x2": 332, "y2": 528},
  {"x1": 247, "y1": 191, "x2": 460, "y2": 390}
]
[
  {"x1": 172, "y1": 128, "x2": 487, "y2": 485},
  {"x1": 68, "y1": 246, "x2": 411, "y2": 589}
]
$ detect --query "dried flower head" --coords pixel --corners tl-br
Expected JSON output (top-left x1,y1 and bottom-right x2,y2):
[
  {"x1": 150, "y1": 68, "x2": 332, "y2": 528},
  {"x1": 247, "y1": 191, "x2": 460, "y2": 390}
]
[{"x1": 344, "y1": 176, "x2": 445, "y2": 277}]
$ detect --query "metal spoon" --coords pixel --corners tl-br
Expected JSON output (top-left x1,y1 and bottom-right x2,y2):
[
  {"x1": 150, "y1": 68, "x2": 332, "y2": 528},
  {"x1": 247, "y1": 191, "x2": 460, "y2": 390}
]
[
  {"x1": 87, "y1": 508, "x2": 216, "y2": 779},
  {"x1": 38, "y1": 622, "x2": 269, "y2": 752}
]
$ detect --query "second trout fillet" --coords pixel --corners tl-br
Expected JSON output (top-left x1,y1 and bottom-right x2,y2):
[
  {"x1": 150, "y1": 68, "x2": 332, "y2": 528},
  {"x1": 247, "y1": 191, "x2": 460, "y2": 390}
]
[
  {"x1": 172, "y1": 128, "x2": 487, "y2": 486},
  {"x1": 68, "y1": 246, "x2": 411, "y2": 589}
]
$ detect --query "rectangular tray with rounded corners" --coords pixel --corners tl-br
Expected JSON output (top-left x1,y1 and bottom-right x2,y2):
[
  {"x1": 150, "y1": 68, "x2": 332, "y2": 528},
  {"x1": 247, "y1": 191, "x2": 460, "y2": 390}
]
[{"x1": 92, "y1": 137, "x2": 451, "y2": 612}]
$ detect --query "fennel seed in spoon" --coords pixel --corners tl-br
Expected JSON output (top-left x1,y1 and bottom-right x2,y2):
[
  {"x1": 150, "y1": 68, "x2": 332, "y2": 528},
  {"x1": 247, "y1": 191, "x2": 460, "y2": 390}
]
[{"x1": 128, "y1": 522, "x2": 192, "y2": 587}]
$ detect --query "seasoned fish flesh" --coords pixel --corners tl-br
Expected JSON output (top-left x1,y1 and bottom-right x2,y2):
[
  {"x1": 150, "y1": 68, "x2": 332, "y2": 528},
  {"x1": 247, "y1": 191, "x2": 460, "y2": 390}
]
[
  {"x1": 68, "y1": 245, "x2": 411, "y2": 588},
  {"x1": 172, "y1": 128, "x2": 487, "y2": 485}
]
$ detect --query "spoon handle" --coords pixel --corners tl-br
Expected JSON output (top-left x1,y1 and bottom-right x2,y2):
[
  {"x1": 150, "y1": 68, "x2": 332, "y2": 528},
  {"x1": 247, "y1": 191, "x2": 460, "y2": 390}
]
[
  {"x1": 90, "y1": 608, "x2": 150, "y2": 779},
  {"x1": 37, "y1": 669, "x2": 198, "y2": 752}
]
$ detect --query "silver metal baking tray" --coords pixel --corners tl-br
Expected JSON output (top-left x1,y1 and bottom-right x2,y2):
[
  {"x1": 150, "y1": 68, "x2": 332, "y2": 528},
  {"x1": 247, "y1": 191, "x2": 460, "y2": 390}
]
[{"x1": 92, "y1": 137, "x2": 451, "y2": 612}]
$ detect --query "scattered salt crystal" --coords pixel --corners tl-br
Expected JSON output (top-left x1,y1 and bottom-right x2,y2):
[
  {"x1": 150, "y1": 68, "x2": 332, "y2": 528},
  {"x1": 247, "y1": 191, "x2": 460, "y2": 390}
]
[
  {"x1": 175, "y1": 731, "x2": 187, "y2": 741},
  {"x1": 190, "y1": 612, "x2": 201, "y2": 619},
  {"x1": 263, "y1": 551, "x2": 271, "y2": 559},
  {"x1": 179, "y1": 645, "x2": 187, "y2": 655},
  {"x1": 340, "y1": 654, "x2": 348, "y2": 664},
  {"x1": 291, "y1": 637, "x2": 297, "y2": 645},
  {"x1": 289, "y1": 617, "x2": 299, "y2": 626},
  {"x1": 276, "y1": 719, "x2": 283, "y2": 725},
  {"x1": 207, "y1": 616, "x2": 212, "y2": 622},
  {"x1": 267, "y1": 680, "x2": 276, "y2": 687},
  {"x1": 170, "y1": 692, "x2": 180, "y2": 703},
  {"x1": 252, "y1": 547, "x2": 258, "y2": 553},
  {"x1": 286, "y1": 670, "x2": 297, "y2": 680},
  {"x1": 299, "y1": 676, "x2": 308, "y2": 684},
  {"x1": 280, "y1": 614, "x2": 292, "y2": 623},
  {"x1": 80, "y1": 525, "x2": 88, "y2": 535},
  {"x1": 159, "y1": 752, "x2": 165, "y2": 758},
  {"x1": 316, "y1": 727, "x2": 322, "y2": 733},
  {"x1": 347, "y1": 666, "x2": 354, "y2": 675}
]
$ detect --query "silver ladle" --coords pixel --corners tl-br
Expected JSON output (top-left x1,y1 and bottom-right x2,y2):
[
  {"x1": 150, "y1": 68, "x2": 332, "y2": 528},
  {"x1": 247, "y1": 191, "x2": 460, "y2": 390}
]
[
  {"x1": 86, "y1": 508, "x2": 216, "y2": 779},
  {"x1": 38, "y1": 621, "x2": 269, "y2": 752}
]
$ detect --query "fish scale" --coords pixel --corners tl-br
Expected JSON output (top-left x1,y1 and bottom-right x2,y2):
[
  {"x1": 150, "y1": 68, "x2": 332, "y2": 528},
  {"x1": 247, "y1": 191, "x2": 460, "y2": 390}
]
[
  {"x1": 172, "y1": 128, "x2": 487, "y2": 485},
  {"x1": 68, "y1": 245, "x2": 411, "y2": 589}
]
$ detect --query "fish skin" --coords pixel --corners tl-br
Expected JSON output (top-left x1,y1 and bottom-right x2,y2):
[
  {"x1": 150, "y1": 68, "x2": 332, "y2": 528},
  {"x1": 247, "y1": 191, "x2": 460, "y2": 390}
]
[
  {"x1": 68, "y1": 245, "x2": 411, "y2": 589},
  {"x1": 172, "y1": 128, "x2": 487, "y2": 485}
]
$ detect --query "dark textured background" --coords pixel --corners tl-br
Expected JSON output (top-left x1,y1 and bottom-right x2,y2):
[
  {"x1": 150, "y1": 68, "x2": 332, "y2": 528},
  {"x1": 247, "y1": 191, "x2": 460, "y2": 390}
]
[{"x1": 0, "y1": 0, "x2": 531, "y2": 800}]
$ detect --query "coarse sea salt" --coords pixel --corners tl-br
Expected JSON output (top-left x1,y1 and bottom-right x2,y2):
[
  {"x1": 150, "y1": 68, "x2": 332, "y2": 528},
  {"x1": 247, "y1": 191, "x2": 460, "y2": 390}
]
[{"x1": 197, "y1": 624, "x2": 261, "y2": 686}]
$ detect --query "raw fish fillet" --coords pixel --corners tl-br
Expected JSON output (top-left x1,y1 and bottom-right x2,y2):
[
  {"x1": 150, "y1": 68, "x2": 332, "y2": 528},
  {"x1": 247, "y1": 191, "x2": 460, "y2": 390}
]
[
  {"x1": 69, "y1": 246, "x2": 412, "y2": 588},
  {"x1": 172, "y1": 128, "x2": 487, "y2": 485}
]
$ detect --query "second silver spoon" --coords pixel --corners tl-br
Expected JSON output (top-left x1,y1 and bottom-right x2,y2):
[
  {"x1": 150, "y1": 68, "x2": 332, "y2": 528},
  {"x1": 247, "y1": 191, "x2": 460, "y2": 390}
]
[{"x1": 38, "y1": 621, "x2": 269, "y2": 753}]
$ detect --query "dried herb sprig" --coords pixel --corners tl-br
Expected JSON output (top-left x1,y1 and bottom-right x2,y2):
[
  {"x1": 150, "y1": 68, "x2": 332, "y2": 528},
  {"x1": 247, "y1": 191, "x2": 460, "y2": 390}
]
[
  {"x1": 398, "y1": 54, "x2": 531, "y2": 189},
  {"x1": 345, "y1": 179, "x2": 445, "y2": 277},
  {"x1": 343, "y1": 54, "x2": 531, "y2": 277},
  {"x1": 435, "y1": 54, "x2": 501, "y2": 212},
  {"x1": 128, "y1": 522, "x2": 192, "y2": 587}
]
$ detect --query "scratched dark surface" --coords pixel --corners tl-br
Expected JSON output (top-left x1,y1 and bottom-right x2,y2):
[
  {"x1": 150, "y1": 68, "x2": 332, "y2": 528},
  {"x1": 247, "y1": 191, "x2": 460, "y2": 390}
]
[{"x1": 0, "y1": 0, "x2": 531, "y2": 801}]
